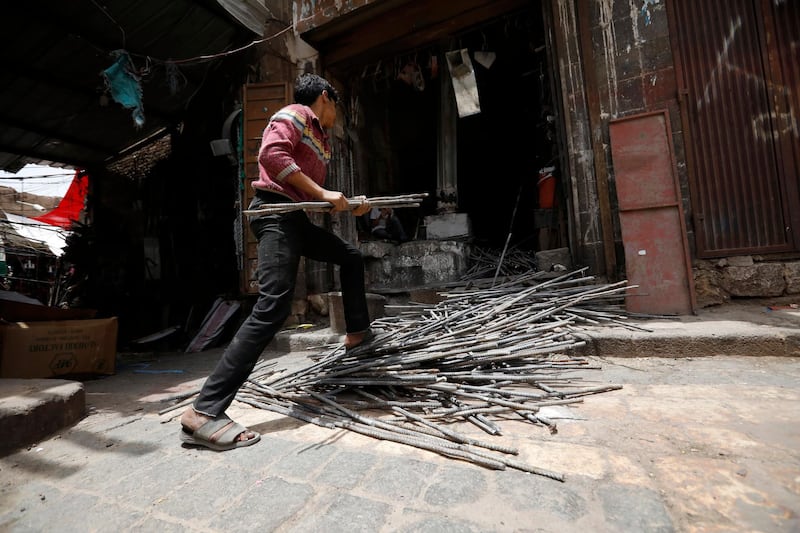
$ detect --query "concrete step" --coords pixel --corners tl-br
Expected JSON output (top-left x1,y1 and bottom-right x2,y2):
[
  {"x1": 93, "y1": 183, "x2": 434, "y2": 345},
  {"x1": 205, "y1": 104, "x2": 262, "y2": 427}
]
[{"x1": 0, "y1": 379, "x2": 84, "y2": 455}]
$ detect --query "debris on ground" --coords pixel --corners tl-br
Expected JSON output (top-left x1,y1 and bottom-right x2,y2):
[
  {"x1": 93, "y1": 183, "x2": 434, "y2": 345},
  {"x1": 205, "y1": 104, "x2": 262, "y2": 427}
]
[
  {"x1": 462, "y1": 245, "x2": 539, "y2": 280},
  {"x1": 163, "y1": 269, "x2": 642, "y2": 480}
]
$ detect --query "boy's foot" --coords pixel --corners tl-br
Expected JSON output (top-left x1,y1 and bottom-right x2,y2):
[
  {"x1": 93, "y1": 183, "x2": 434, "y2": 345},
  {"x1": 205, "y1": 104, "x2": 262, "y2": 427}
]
[
  {"x1": 180, "y1": 408, "x2": 259, "y2": 447},
  {"x1": 344, "y1": 329, "x2": 374, "y2": 350}
]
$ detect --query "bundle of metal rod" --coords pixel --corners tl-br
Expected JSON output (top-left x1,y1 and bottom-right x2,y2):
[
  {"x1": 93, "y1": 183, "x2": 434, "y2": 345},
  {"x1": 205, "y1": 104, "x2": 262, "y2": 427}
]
[
  {"x1": 161, "y1": 270, "x2": 635, "y2": 479},
  {"x1": 463, "y1": 246, "x2": 539, "y2": 280},
  {"x1": 243, "y1": 193, "x2": 428, "y2": 216}
]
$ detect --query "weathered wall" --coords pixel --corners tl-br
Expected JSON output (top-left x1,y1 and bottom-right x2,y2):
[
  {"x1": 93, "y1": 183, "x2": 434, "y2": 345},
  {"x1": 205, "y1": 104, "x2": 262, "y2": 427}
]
[
  {"x1": 695, "y1": 257, "x2": 800, "y2": 307},
  {"x1": 549, "y1": 0, "x2": 606, "y2": 277},
  {"x1": 360, "y1": 240, "x2": 471, "y2": 290},
  {"x1": 553, "y1": 0, "x2": 798, "y2": 305},
  {"x1": 585, "y1": 0, "x2": 687, "y2": 244},
  {"x1": 554, "y1": 0, "x2": 684, "y2": 280}
]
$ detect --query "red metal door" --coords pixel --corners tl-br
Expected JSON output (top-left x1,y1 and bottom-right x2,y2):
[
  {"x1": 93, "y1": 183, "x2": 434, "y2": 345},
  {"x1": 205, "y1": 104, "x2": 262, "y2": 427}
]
[{"x1": 610, "y1": 111, "x2": 696, "y2": 315}]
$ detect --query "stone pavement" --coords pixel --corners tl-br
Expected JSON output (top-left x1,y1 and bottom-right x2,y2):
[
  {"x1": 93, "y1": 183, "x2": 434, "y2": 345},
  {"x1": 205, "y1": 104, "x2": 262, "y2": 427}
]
[{"x1": 1, "y1": 298, "x2": 800, "y2": 532}]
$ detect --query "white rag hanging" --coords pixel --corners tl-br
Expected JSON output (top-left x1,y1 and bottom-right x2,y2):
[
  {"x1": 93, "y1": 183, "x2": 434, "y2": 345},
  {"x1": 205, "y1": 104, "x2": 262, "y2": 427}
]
[{"x1": 445, "y1": 49, "x2": 481, "y2": 117}]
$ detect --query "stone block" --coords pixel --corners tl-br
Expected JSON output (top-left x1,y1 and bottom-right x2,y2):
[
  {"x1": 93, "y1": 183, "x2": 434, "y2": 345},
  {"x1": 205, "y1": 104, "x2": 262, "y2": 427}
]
[
  {"x1": 727, "y1": 255, "x2": 754, "y2": 267},
  {"x1": 785, "y1": 262, "x2": 800, "y2": 294},
  {"x1": 0, "y1": 379, "x2": 85, "y2": 454},
  {"x1": 359, "y1": 240, "x2": 395, "y2": 259},
  {"x1": 282, "y1": 298, "x2": 308, "y2": 327},
  {"x1": 308, "y1": 293, "x2": 328, "y2": 316},
  {"x1": 361, "y1": 240, "x2": 470, "y2": 290},
  {"x1": 328, "y1": 292, "x2": 386, "y2": 333},
  {"x1": 424, "y1": 213, "x2": 471, "y2": 240},
  {"x1": 721, "y1": 263, "x2": 785, "y2": 297},
  {"x1": 693, "y1": 265, "x2": 728, "y2": 307},
  {"x1": 536, "y1": 247, "x2": 573, "y2": 272}
]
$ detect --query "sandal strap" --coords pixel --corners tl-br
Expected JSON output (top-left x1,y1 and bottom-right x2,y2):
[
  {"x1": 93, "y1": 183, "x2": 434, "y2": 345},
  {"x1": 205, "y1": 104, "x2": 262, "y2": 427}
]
[
  {"x1": 210, "y1": 421, "x2": 248, "y2": 446},
  {"x1": 193, "y1": 415, "x2": 237, "y2": 442}
]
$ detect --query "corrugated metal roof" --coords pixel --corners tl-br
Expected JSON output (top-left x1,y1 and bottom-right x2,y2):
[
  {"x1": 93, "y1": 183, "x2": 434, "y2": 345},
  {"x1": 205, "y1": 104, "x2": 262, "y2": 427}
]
[{"x1": 0, "y1": 0, "x2": 261, "y2": 172}]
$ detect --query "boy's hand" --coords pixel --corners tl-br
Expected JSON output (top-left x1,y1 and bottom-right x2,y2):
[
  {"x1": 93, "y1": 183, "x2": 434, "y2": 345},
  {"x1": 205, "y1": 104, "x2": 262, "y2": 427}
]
[
  {"x1": 352, "y1": 195, "x2": 370, "y2": 216},
  {"x1": 320, "y1": 189, "x2": 349, "y2": 212}
]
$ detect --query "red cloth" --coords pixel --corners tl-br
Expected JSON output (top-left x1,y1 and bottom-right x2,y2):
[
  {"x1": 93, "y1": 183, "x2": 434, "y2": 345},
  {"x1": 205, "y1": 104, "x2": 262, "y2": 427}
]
[{"x1": 33, "y1": 170, "x2": 88, "y2": 228}]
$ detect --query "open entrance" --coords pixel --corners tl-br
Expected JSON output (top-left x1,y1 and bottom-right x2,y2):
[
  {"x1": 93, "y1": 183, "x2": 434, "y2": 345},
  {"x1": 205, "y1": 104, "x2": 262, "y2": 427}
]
[
  {"x1": 455, "y1": 13, "x2": 559, "y2": 250},
  {"x1": 340, "y1": 5, "x2": 562, "y2": 253}
]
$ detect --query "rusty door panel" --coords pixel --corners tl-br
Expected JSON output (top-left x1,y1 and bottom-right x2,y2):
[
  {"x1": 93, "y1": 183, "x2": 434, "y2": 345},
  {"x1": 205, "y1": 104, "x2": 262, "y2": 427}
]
[
  {"x1": 620, "y1": 208, "x2": 694, "y2": 315},
  {"x1": 241, "y1": 82, "x2": 289, "y2": 294},
  {"x1": 614, "y1": 135, "x2": 679, "y2": 211},
  {"x1": 670, "y1": 0, "x2": 797, "y2": 257},
  {"x1": 610, "y1": 111, "x2": 696, "y2": 315}
]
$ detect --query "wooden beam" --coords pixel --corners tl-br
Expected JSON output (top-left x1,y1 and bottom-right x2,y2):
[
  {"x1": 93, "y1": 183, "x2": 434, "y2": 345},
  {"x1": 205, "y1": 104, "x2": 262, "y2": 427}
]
[
  {"x1": 576, "y1": 1, "x2": 617, "y2": 279},
  {"x1": 315, "y1": 0, "x2": 531, "y2": 69}
]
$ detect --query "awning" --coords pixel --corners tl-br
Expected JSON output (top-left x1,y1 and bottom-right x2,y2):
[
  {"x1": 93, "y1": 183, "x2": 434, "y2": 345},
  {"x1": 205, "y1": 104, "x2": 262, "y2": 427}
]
[
  {"x1": 2, "y1": 212, "x2": 68, "y2": 257},
  {"x1": 32, "y1": 171, "x2": 89, "y2": 230}
]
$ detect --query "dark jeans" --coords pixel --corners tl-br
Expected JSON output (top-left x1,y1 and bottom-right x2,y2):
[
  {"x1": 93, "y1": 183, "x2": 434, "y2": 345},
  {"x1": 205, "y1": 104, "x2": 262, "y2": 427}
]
[{"x1": 193, "y1": 195, "x2": 370, "y2": 417}]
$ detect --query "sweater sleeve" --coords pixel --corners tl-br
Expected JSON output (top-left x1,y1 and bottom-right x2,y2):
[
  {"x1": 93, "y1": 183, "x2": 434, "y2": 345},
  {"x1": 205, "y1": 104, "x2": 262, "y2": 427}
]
[{"x1": 258, "y1": 109, "x2": 305, "y2": 183}]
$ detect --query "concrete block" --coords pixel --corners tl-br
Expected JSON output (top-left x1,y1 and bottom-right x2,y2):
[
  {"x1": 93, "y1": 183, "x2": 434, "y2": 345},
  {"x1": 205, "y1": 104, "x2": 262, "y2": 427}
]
[
  {"x1": 693, "y1": 266, "x2": 729, "y2": 307},
  {"x1": 307, "y1": 293, "x2": 329, "y2": 316},
  {"x1": 785, "y1": 262, "x2": 800, "y2": 294},
  {"x1": 536, "y1": 247, "x2": 573, "y2": 272},
  {"x1": 328, "y1": 292, "x2": 386, "y2": 333},
  {"x1": 721, "y1": 263, "x2": 785, "y2": 297},
  {"x1": 361, "y1": 240, "x2": 470, "y2": 290},
  {"x1": 359, "y1": 241, "x2": 395, "y2": 259},
  {"x1": 424, "y1": 213, "x2": 471, "y2": 240},
  {"x1": 0, "y1": 379, "x2": 84, "y2": 454},
  {"x1": 727, "y1": 255, "x2": 755, "y2": 267},
  {"x1": 282, "y1": 298, "x2": 308, "y2": 327}
]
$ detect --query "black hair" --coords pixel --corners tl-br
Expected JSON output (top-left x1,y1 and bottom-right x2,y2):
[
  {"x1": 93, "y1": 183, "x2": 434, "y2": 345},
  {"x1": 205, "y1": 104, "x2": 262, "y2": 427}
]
[{"x1": 294, "y1": 73, "x2": 338, "y2": 106}]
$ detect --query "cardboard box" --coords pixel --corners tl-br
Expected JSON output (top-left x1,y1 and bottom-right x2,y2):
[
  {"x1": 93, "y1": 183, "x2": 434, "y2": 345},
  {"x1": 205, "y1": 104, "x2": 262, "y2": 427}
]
[{"x1": 0, "y1": 318, "x2": 118, "y2": 378}]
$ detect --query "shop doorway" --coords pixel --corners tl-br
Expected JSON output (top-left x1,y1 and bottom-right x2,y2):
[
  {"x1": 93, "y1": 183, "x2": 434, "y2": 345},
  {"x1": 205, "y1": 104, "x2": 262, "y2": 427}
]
[
  {"x1": 456, "y1": 11, "x2": 557, "y2": 249},
  {"x1": 346, "y1": 6, "x2": 560, "y2": 250}
]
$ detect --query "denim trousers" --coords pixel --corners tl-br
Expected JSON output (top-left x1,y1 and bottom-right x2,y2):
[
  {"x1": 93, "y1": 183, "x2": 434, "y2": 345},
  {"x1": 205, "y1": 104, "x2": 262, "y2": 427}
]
[{"x1": 193, "y1": 201, "x2": 370, "y2": 417}]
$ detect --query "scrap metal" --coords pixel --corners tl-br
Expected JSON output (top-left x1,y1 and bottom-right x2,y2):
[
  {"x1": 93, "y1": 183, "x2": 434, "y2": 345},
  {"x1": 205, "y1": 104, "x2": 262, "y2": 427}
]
[
  {"x1": 179, "y1": 269, "x2": 637, "y2": 481},
  {"x1": 243, "y1": 193, "x2": 428, "y2": 216}
]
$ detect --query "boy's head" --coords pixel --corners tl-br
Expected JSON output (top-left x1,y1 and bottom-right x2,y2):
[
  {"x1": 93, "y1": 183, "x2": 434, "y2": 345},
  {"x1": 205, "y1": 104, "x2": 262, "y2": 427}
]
[{"x1": 294, "y1": 73, "x2": 338, "y2": 106}]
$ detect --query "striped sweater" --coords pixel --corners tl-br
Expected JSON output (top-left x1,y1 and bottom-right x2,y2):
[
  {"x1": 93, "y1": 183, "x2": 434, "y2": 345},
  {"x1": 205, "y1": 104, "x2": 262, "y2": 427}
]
[{"x1": 252, "y1": 103, "x2": 331, "y2": 202}]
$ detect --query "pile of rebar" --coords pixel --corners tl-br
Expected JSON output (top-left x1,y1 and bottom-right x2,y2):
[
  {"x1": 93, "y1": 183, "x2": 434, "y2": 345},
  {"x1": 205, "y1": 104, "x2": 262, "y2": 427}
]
[
  {"x1": 243, "y1": 193, "x2": 428, "y2": 217},
  {"x1": 216, "y1": 269, "x2": 638, "y2": 481},
  {"x1": 463, "y1": 245, "x2": 539, "y2": 280}
]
